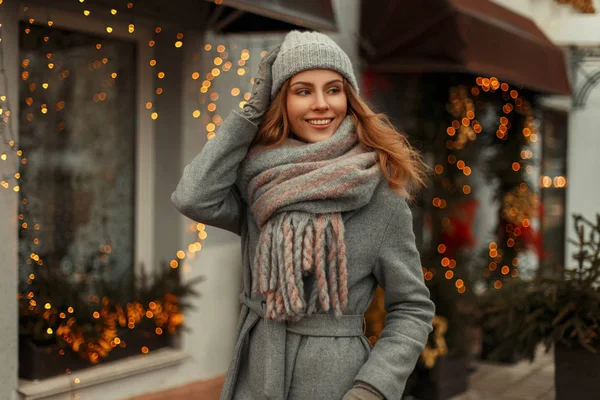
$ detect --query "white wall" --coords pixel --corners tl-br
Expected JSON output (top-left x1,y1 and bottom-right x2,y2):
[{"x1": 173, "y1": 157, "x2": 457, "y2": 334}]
[
  {"x1": 564, "y1": 87, "x2": 600, "y2": 264},
  {"x1": 527, "y1": 0, "x2": 600, "y2": 264},
  {"x1": 0, "y1": 2, "x2": 20, "y2": 399}
]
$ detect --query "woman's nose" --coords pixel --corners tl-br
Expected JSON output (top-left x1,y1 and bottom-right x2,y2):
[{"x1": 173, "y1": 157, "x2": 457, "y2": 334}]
[{"x1": 311, "y1": 93, "x2": 329, "y2": 110}]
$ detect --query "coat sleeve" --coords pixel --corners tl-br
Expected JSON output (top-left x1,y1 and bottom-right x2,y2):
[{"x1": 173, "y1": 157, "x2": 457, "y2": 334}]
[
  {"x1": 171, "y1": 110, "x2": 258, "y2": 236},
  {"x1": 354, "y1": 197, "x2": 435, "y2": 399}
]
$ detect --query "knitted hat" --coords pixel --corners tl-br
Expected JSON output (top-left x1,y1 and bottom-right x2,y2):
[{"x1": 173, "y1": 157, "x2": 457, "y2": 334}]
[{"x1": 271, "y1": 30, "x2": 359, "y2": 99}]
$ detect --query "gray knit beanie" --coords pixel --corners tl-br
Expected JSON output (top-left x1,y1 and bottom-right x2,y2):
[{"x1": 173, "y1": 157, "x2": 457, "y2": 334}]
[{"x1": 271, "y1": 30, "x2": 359, "y2": 99}]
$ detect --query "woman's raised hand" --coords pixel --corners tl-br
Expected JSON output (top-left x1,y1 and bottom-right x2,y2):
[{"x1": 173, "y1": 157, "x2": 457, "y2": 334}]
[{"x1": 240, "y1": 44, "x2": 280, "y2": 126}]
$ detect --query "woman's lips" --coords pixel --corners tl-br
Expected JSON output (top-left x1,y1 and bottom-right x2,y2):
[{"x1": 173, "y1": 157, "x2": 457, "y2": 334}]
[{"x1": 305, "y1": 118, "x2": 334, "y2": 129}]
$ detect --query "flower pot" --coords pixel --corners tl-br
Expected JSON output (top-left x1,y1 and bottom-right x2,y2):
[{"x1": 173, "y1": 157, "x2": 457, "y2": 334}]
[
  {"x1": 405, "y1": 355, "x2": 468, "y2": 400},
  {"x1": 554, "y1": 343, "x2": 600, "y2": 400},
  {"x1": 19, "y1": 330, "x2": 173, "y2": 380}
]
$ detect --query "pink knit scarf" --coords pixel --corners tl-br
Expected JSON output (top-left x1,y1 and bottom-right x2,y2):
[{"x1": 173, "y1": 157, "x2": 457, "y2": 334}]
[{"x1": 238, "y1": 117, "x2": 383, "y2": 322}]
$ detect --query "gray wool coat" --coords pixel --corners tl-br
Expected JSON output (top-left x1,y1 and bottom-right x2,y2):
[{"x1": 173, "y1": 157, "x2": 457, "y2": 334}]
[{"x1": 171, "y1": 111, "x2": 435, "y2": 400}]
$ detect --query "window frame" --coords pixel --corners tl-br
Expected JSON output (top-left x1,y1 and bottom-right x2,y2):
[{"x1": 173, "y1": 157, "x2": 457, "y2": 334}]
[
  {"x1": 13, "y1": 5, "x2": 185, "y2": 394},
  {"x1": 18, "y1": 4, "x2": 157, "y2": 280}
]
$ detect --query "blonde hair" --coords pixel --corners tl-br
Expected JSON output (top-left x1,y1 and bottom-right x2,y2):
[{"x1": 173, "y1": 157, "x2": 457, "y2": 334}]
[{"x1": 252, "y1": 79, "x2": 429, "y2": 201}]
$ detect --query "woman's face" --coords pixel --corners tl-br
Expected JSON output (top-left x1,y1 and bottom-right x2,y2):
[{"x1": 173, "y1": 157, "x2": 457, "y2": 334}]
[{"x1": 286, "y1": 69, "x2": 347, "y2": 143}]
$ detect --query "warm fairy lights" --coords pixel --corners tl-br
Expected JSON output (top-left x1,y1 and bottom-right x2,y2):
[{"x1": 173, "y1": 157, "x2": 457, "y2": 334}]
[{"x1": 424, "y1": 75, "x2": 544, "y2": 292}]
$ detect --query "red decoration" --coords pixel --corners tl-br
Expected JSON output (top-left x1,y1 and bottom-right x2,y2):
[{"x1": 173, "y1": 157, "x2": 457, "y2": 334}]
[
  {"x1": 518, "y1": 202, "x2": 545, "y2": 258},
  {"x1": 440, "y1": 199, "x2": 479, "y2": 257}
]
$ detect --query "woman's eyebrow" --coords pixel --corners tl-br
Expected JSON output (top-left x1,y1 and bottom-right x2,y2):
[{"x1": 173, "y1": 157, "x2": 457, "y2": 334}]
[{"x1": 290, "y1": 79, "x2": 343, "y2": 87}]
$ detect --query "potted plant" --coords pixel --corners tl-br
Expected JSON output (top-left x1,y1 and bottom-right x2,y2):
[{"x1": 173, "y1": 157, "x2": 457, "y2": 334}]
[
  {"x1": 19, "y1": 259, "x2": 203, "y2": 380},
  {"x1": 477, "y1": 278, "x2": 529, "y2": 363},
  {"x1": 480, "y1": 213, "x2": 600, "y2": 400}
]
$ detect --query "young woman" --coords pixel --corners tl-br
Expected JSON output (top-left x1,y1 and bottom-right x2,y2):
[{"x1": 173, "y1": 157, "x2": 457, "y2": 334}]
[{"x1": 172, "y1": 31, "x2": 435, "y2": 400}]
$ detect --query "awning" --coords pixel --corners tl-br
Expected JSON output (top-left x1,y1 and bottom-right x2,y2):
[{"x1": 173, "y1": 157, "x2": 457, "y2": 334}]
[
  {"x1": 360, "y1": 0, "x2": 571, "y2": 95},
  {"x1": 27, "y1": 0, "x2": 337, "y2": 33},
  {"x1": 204, "y1": 0, "x2": 337, "y2": 33}
]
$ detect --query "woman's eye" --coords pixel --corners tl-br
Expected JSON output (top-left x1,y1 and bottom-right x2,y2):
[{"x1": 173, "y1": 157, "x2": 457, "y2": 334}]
[
  {"x1": 328, "y1": 87, "x2": 341, "y2": 94},
  {"x1": 297, "y1": 89, "x2": 310, "y2": 95}
]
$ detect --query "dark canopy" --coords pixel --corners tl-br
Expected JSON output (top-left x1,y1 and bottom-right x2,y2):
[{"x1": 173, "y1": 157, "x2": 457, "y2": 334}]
[
  {"x1": 204, "y1": 0, "x2": 337, "y2": 33},
  {"x1": 40, "y1": 0, "x2": 337, "y2": 34},
  {"x1": 360, "y1": 0, "x2": 571, "y2": 95}
]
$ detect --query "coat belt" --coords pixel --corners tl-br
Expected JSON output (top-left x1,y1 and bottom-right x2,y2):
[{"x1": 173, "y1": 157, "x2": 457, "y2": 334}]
[{"x1": 234, "y1": 294, "x2": 366, "y2": 399}]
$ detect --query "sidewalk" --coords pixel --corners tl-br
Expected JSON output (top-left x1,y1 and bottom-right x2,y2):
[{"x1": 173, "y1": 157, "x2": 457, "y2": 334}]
[
  {"x1": 130, "y1": 347, "x2": 555, "y2": 400},
  {"x1": 451, "y1": 346, "x2": 554, "y2": 400}
]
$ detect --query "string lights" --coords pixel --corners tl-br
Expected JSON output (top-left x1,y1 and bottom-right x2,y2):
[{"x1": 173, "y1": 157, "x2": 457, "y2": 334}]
[
  {"x1": 473, "y1": 76, "x2": 549, "y2": 288},
  {"x1": 421, "y1": 74, "x2": 558, "y2": 293}
]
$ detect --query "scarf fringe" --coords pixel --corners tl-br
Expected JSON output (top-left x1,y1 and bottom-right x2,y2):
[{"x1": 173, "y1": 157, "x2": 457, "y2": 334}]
[{"x1": 252, "y1": 212, "x2": 348, "y2": 321}]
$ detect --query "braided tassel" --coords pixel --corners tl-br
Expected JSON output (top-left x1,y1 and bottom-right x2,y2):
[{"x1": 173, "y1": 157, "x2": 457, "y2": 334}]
[
  {"x1": 274, "y1": 215, "x2": 293, "y2": 319},
  {"x1": 325, "y1": 223, "x2": 341, "y2": 316},
  {"x1": 283, "y1": 214, "x2": 304, "y2": 314},
  {"x1": 292, "y1": 215, "x2": 307, "y2": 310},
  {"x1": 302, "y1": 220, "x2": 315, "y2": 275},
  {"x1": 332, "y1": 213, "x2": 348, "y2": 312},
  {"x1": 313, "y1": 215, "x2": 330, "y2": 312},
  {"x1": 268, "y1": 217, "x2": 280, "y2": 319},
  {"x1": 254, "y1": 221, "x2": 273, "y2": 294}
]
